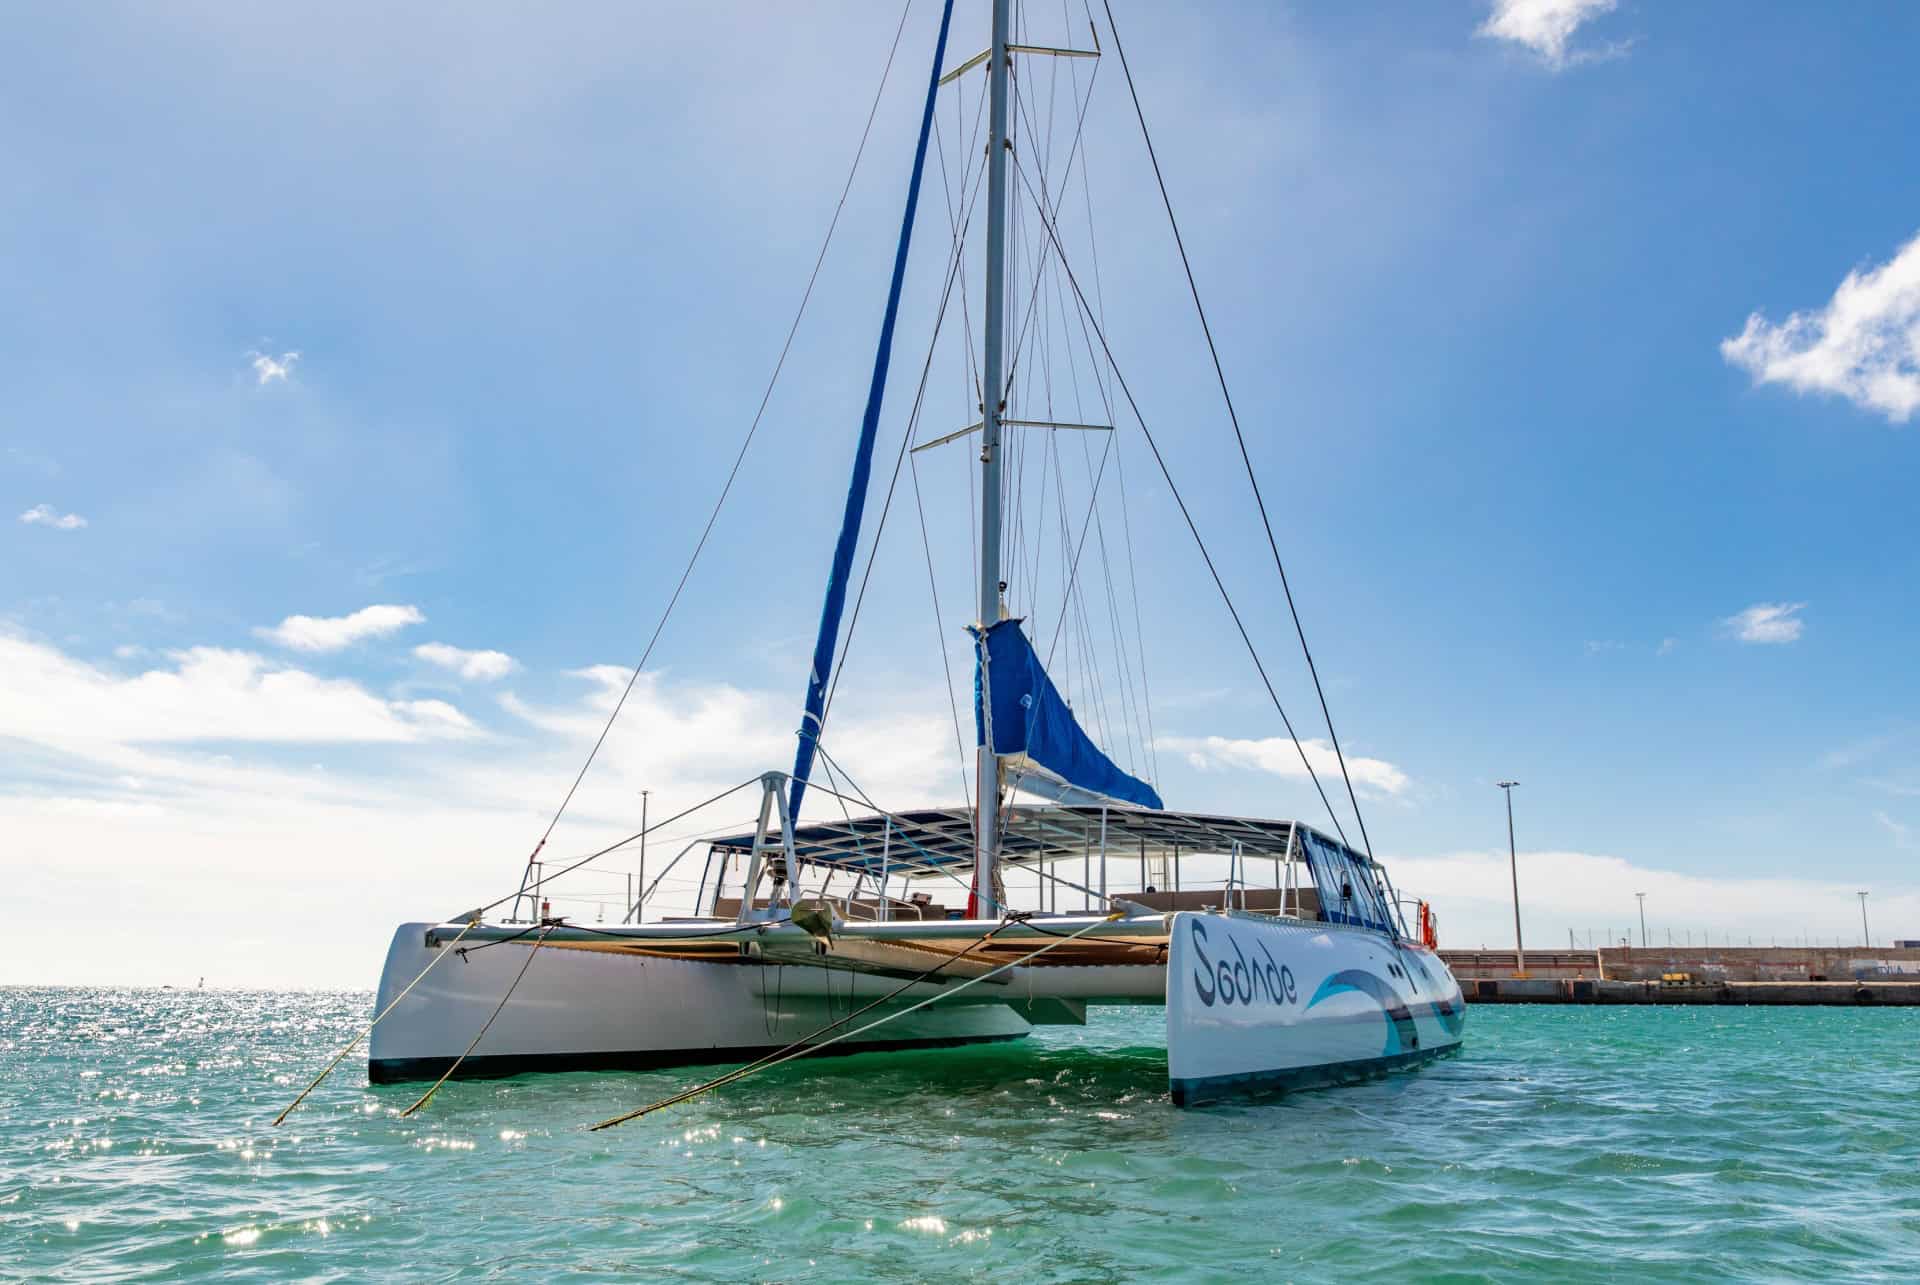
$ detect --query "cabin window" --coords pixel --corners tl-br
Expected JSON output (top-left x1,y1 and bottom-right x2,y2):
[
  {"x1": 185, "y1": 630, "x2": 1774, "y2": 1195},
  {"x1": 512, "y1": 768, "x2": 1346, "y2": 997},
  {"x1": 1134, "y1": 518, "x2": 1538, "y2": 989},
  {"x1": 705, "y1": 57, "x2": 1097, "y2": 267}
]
[{"x1": 1300, "y1": 832, "x2": 1394, "y2": 934}]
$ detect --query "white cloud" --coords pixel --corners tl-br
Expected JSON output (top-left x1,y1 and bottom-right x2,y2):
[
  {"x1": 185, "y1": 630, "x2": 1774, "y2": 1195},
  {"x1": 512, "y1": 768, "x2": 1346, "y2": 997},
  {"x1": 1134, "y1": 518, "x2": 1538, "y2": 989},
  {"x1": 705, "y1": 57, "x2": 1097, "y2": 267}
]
[
  {"x1": 1656, "y1": 637, "x2": 1678, "y2": 656},
  {"x1": 18, "y1": 503, "x2": 87, "y2": 530},
  {"x1": 0, "y1": 633, "x2": 474, "y2": 750},
  {"x1": 255, "y1": 603, "x2": 425, "y2": 652},
  {"x1": 1390, "y1": 847, "x2": 1920, "y2": 951},
  {"x1": 1, "y1": 625, "x2": 968, "y2": 984},
  {"x1": 414, "y1": 641, "x2": 519, "y2": 681},
  {"x1": 1721, "y1": 230, "x2": 1920, "y2": 424},
  {"x1": 1477, "y1": 0, "x2": 1617, "y2": 69},
  {"x1": 1158, "y1": 734, "x2": 1409, "y2": 797},
  {"x1": 1723, "y1": 602, "x2": 1805, "y2": 645},
  {"x1": 249, "y1": 349, "x2": 300, "y2": 384}
]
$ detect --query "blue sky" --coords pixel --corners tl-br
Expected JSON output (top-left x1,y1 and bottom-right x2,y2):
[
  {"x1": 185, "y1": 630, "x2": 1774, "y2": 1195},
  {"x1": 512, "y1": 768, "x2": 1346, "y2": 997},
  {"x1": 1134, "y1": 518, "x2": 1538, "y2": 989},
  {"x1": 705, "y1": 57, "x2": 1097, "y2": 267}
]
[{"x1": 6, "y1": 0, "x2": 1920, "y2": 983}]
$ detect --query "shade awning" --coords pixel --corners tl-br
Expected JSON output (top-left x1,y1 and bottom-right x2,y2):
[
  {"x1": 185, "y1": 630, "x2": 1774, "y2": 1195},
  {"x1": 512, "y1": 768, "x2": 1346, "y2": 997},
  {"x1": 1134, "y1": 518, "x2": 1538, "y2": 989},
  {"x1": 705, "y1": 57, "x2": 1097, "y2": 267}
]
[{"x1": 706, "y1": 805, "x2": 1352, "y2": 881}]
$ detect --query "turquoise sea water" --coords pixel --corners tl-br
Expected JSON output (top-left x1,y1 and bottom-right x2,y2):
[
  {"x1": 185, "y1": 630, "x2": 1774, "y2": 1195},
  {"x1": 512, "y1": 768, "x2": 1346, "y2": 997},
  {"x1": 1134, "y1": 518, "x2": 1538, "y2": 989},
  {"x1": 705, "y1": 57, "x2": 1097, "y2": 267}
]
[{"x1": 4, "y1": 988, "x2": 1917, "y2": 1282}]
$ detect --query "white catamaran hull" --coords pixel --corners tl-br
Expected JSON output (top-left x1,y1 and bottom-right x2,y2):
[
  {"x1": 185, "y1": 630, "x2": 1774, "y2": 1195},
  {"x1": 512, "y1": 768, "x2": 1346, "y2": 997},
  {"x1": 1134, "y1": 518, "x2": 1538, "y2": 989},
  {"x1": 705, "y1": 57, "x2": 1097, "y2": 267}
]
[
  {"x1": 370, "y1": 912, "x2": 1464, "y2": 1104},
  {"x1": 1165, "y1": 912, "x2": 1465, "y2": 1105},
  {"x1": 367, "y1": 923, "x2": 1033, "y2": 1083}
]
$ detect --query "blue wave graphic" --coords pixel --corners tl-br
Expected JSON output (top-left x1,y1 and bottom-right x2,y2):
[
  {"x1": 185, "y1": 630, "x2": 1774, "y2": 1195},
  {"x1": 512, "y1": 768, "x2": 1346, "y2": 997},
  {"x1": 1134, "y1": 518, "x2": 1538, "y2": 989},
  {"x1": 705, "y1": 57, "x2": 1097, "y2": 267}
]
[{"x1": 1307, "y1": 969, "x2": 1421, "y2": 1055}]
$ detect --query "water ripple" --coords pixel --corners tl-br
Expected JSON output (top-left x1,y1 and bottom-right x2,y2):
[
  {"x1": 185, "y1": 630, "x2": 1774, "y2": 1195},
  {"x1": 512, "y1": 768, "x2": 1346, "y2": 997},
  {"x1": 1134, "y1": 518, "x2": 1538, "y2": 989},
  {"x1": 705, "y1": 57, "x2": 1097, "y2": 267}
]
[{"x1": 4, "y1": 989, "x2": 1919, "y2": 1280}]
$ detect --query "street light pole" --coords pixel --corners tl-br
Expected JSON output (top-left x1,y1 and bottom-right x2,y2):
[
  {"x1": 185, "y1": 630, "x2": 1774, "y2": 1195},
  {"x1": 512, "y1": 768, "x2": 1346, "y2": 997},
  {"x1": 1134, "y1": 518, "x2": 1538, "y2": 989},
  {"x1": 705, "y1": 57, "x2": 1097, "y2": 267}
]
[
  {"x1": 1635, "y1": 892, "x2": 1647, "y2": 949},
  {"x1": 1858, "y1": 891, "x2": 1870, "y2": 947},
  {"x1": 1498, "y1": 781, "x2": 1525, "y2": 977}
]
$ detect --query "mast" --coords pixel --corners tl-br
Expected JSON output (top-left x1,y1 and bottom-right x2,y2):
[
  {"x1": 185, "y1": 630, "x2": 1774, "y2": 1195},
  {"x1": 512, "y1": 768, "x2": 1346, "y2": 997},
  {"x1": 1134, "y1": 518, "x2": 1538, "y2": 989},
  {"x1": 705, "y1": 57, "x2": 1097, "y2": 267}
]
[{"x1": 974, "y1": 0, "x2": 1012, "y2": 915}]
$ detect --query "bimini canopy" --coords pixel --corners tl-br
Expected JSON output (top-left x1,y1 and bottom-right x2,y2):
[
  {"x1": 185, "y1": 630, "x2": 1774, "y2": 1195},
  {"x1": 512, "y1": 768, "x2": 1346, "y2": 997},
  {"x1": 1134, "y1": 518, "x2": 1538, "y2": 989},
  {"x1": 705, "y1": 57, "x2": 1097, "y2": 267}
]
[
  {"x1": 973, "y1": 619, "x2": 1162, "y2": 810},
  {"x1": 708, "y1": 805, "x2": 1326, "y2": 881}
]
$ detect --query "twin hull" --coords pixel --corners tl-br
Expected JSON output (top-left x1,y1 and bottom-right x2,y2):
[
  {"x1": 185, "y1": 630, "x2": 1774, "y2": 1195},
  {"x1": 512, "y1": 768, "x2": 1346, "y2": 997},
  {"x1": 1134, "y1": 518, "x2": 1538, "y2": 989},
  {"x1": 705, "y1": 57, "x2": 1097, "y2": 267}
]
[{"x1": 368, "y1": 913, "x2": 1464, "y2": 1103}]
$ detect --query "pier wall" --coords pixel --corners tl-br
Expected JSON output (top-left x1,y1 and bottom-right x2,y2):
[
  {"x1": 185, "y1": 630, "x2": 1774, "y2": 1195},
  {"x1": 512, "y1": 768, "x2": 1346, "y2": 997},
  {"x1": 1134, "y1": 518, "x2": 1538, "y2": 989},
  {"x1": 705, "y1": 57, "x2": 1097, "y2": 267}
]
[
  {"x1": 1440, "y1": 945, "x2": 1920, "y2": 1005},
  {"x1": 1442, "y1": 945, "x2": 1920, "y2": 983}
]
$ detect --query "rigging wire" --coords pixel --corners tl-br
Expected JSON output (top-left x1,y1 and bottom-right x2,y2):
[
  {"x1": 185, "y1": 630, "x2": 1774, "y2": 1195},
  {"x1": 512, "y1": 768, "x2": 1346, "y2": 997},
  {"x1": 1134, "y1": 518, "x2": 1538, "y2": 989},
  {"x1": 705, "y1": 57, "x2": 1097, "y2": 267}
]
[
  {"x1": 1008, "y1": 152, "x2": 1355, "y2": 851},
  {"x1": 907, "y1": 446, "x2": 976, "y2": 817},
  {"x1": 1099, "y1": 0, "x2": 1377, "y2": 860},
  {"x1": 508, "y1": 0, "x2": 923, "y2": 912},
  {"x1": 816, "y1": 140, "x2": 989, "y2": 743}
]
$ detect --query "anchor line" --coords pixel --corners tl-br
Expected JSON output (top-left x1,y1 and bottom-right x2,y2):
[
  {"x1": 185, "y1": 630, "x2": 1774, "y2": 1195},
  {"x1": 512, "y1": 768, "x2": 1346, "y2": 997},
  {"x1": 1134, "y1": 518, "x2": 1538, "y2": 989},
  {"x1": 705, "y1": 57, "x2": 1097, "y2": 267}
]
[
  {"x1": 401, "y1": 924, "x2": 557, "y2": 1119},
  {"x1": 272, "y1": 919, "x2": 478, "y2": 1127},
  {"x1": 588, "y1": 912, "x2": 1124, "y2": 1131}
]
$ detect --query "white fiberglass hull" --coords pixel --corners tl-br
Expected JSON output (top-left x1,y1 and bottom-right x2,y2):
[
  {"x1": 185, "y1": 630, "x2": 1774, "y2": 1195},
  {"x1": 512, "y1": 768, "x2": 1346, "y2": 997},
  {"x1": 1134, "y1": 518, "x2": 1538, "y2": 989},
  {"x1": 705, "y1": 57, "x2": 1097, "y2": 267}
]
[
  {"x1": 366, "y1": 922, "x2": 1033, "y2": 1083},
  {"x1": 367, "y1": 913, "x2": 1465, "y2": 1105},
  {"x1": 1165, "y1": 912, "x2": 1466, "y2": 1105}
]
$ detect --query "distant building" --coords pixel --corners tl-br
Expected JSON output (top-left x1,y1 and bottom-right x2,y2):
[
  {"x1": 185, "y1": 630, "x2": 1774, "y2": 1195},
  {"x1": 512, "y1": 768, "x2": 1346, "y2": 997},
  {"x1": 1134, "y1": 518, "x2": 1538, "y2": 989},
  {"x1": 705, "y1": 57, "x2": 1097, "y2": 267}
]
[{"x1": 1896, "y1": 939, "x2": 1920, "y2": 949}]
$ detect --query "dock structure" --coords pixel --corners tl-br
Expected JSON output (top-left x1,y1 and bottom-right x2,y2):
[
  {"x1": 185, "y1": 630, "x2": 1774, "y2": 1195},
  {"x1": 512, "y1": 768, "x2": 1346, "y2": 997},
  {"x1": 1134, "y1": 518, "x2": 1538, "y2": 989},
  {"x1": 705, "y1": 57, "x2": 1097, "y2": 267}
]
[{"x1": 1442, "y1": 945, "x2": 1920, "y2": 1006}]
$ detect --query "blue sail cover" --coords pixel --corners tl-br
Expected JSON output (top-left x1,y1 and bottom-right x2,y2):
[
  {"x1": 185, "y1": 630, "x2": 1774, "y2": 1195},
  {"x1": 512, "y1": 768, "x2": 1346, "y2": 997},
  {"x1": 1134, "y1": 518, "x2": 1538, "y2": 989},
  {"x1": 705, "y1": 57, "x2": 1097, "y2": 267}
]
[{"x1": 973, "y1": 619, "x2": 1163, "y2": 810}]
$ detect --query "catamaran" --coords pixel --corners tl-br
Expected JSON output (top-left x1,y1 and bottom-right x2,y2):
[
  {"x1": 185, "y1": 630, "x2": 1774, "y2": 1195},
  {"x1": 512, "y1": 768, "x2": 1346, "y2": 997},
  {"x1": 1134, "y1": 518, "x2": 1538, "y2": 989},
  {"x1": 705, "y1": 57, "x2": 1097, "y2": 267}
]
[{"x1": 368, "y1": 0, "x2": 1464, "y2": 1108}]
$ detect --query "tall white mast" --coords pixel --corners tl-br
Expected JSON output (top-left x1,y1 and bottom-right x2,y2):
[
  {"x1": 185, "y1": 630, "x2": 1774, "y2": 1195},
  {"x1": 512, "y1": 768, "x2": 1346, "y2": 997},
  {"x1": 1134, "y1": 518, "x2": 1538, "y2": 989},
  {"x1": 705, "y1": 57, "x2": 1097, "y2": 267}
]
[{"x1": 974, "y1": 0, "x2": 1013, "y2": 915}]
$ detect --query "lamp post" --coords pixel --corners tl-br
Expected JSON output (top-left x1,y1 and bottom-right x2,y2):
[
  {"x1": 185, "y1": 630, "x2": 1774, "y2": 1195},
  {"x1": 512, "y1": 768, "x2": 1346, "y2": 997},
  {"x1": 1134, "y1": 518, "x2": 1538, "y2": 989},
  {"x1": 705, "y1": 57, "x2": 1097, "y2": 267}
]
[
  {"x1": 1635, "y1": 892, "x2": 1647, "y2": 949},
  {"x1": 1858, "y1": 891, "x2": 1870, "y2": 948},
  {"x1": 1498, "y1": 781, "x2": 1525, "y2": 977}
]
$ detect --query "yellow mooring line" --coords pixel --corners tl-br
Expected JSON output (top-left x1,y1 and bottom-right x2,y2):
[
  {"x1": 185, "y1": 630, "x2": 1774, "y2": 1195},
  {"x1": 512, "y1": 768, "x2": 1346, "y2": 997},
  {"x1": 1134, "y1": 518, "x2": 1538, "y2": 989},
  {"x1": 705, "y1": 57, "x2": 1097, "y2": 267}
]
[
  {"x1": 273, "y1": 919, "x2": 478, "y2": 1127},
  {"x1": 587, "y1": 912, "x2": 1125, "y2": 1132}
]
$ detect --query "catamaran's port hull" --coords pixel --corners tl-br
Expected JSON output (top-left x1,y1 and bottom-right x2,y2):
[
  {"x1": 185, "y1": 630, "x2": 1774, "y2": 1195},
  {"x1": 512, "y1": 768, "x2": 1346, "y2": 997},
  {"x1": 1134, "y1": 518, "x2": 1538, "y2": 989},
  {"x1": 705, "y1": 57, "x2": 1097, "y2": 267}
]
[{"x1": 366, "y1": 922, "x2": 1036, "y2": 1085}]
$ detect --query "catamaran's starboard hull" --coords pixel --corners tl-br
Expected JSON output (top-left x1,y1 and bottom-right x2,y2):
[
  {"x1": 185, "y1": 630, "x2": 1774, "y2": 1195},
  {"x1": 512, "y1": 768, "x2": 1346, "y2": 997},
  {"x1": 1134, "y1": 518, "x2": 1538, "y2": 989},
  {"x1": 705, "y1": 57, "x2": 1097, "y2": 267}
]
[
  {"x1": 1164, "y1": 912, "x2": 1466, "y2": 1106},
  {"x1": 366, "y1": 923, "x2": 1033, "y2": 1084}
]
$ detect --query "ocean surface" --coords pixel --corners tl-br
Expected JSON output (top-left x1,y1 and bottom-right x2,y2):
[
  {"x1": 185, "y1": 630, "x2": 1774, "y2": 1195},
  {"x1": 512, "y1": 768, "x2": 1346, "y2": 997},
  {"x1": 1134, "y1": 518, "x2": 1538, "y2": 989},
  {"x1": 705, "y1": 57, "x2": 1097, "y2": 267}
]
[{"x1": 3, "y1": 988, "x2": 1917, "y2": 1282}]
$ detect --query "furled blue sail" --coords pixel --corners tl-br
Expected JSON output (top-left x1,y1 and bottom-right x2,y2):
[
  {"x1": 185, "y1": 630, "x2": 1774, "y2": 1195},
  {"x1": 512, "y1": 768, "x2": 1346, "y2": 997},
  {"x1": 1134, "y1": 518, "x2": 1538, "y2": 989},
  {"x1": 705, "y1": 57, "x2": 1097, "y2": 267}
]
[
  {"x1": 787, "y1": 0, "x2": 956, "y2": 826},
  {"x1": 972, "y1": 619, "x2": 1163, "y2": 810}
]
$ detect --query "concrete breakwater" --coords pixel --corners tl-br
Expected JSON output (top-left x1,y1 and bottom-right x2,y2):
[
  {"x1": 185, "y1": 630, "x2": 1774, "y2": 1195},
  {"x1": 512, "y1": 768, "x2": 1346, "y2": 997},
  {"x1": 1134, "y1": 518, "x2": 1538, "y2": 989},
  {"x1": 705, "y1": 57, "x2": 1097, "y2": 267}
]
[
  {"x1": 1459, "y1": 977, "x2": 1920, "y2": 1005},
  {"x1": 1441, "y1": 945, "x2": 1920, "y2": 1005}
]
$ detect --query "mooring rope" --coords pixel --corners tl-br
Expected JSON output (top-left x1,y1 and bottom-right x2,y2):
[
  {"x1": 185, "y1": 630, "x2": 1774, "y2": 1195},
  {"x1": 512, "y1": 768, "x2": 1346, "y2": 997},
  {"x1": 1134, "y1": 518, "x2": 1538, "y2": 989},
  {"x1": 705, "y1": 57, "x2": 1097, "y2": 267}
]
[
  {"x1": 589, "y1": 916, "x2": 1021, "y2": 1131},
  {"x1": 272, "y1": 919, "x2": 478, "y2": 1127},
  {"x1": 400, "y1": 924, "x2": 557, "y2": 1118},
  {"x1": 587, "y1": 912, "x2": 1125, "y2": 1131}
]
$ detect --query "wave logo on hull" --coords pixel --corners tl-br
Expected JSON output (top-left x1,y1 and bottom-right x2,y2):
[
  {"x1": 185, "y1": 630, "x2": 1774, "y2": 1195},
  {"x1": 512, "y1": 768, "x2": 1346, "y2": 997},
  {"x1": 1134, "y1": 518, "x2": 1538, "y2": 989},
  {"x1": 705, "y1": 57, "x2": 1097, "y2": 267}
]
[
  {"x1": 1188, "y1": 918, "x2": 1298, "y2": 1009},
  {"x1": 1307, "y1": 969, "x2": 1421, "y2": 1055}
]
